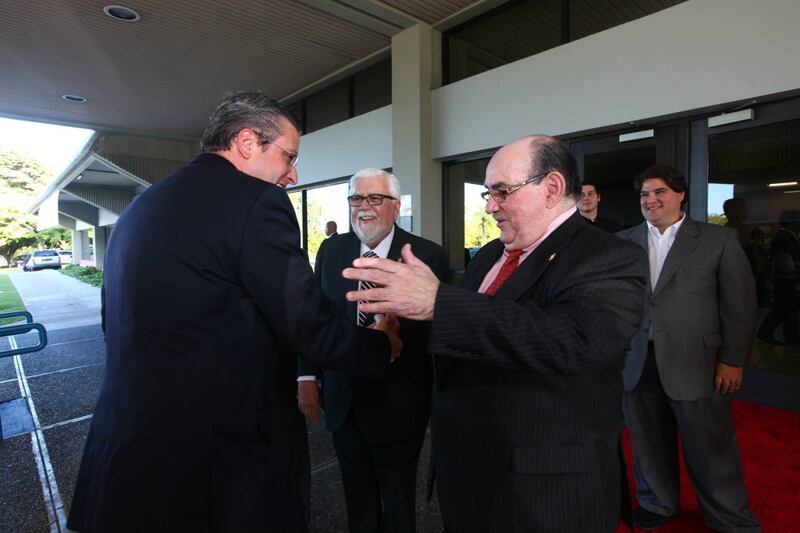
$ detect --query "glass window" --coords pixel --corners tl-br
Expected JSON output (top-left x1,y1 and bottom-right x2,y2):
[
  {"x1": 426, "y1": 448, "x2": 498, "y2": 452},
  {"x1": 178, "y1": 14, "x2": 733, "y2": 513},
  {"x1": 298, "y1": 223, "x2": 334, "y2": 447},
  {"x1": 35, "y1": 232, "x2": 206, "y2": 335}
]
[
  {"x1": 445, "y1": 0, "x2": 687, "y2": 84},
  {"x1": 570, "y1": 0, "x2": 686, "y2": 42},
  {"x1": 446, "y1": 0, "x2": 561, "y2": 84},
  {"x1": 353, "y1": 59, "x2": 391, "y2": 116},
  {"x1": 444, "y1": 158, "x2": 497, "y2": 274},
  {"x1": 288, "y1": 190, "x2": 304, "y2": 249},
  {"x1": 305, "y1": 182, "x2": 351, "y2": 266},
  {"x1": 707, "y1": 118, "x2": 800, "y2": 376},
  {"x1": 305, "y1": 79, "x2": 350, "y2": 134}
]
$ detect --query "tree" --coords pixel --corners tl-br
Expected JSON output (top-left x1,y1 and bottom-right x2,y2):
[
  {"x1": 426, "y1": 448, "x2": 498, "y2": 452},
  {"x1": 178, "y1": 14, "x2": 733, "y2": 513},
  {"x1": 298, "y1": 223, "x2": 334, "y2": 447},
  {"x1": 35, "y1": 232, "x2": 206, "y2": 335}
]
[
  {"x1": 0, "y1": 150, "x2": 50, "y2": 193},
  {"x1": 464, "y1": 204, "x2": 500, "y2": 248},
  {"x1": 37, "y1": 227, "x2": 72, "y2": 250},
  {"x1": 0, "y1": 150, "x2": 54, "y2": 264}
]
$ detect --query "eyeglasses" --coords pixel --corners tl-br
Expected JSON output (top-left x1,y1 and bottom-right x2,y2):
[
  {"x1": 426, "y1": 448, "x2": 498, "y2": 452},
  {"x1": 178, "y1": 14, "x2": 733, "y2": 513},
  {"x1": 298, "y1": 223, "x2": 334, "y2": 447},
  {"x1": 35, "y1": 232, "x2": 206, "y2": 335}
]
[
  {"x1": 270, "y1": 141, "x2": 299, "y2": 167},
  {"x1": 347, "y1": 194, "x2": 397, "y2": 207},
  {"x1": 245, "y1": 127, "x2": 299, "y2": 166},
  {"x1": 480, "y1": 172, "x2": 548, "y2": 203}
]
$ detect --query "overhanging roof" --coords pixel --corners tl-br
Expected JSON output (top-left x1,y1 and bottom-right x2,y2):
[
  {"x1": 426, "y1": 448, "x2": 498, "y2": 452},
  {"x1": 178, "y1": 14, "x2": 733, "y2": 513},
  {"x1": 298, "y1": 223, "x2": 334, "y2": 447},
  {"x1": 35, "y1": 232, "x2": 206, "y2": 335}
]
[{"x1": 0, "y1": 0, "x2": 488, "y2": 140}]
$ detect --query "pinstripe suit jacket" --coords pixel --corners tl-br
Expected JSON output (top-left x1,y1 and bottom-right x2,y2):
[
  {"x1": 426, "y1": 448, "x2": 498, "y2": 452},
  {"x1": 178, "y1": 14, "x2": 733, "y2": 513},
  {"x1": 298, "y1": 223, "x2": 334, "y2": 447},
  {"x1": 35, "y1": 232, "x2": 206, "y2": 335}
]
[{"x1": 428, "y1": 212, "x2": 646, "y2": 533}]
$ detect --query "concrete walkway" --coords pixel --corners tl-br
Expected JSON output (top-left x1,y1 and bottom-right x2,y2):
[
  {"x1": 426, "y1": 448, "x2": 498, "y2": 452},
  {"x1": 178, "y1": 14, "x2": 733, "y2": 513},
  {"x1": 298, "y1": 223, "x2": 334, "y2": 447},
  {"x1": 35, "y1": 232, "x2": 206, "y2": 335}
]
[
  {"x1": 7, "y1": 270, "x2": 101, "y2": 331},
  {"x1": 1, "y1": 268, "x2": 442, "y2": 532}
]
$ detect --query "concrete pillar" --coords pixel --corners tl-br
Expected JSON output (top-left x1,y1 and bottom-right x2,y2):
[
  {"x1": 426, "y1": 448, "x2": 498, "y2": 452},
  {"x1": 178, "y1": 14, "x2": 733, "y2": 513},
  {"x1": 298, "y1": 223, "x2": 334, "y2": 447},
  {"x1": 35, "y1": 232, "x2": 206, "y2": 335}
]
[
  {"x1": 391, "y1": 23, "x2": 442, "y2": 243},
  {"x1": 94, "y1": 226, "x2": 107, "y2": 271},
  {"x1": 72, "y1": 229, "x2": 89, "y2": 264},
  {"x1": 80, "y1": 230, "x2": 91, "y2": 262}
]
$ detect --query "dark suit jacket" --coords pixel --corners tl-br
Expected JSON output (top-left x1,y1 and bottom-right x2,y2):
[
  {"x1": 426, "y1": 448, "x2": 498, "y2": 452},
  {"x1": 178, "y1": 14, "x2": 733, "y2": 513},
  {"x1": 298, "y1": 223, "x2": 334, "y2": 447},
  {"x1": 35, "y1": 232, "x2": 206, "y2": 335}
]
[
  {"x1": 67, "y1": 153, "x2": 389, "y2": 533},
  {"x1": 428, "y1": 212, "x2": 646, "y2": 533},
  {"x1": 617, "y1": 217, "x2": 757, "y2": 400},
  {"x1": 298, "y1": 227, "x2": 450, "y2": 443}
]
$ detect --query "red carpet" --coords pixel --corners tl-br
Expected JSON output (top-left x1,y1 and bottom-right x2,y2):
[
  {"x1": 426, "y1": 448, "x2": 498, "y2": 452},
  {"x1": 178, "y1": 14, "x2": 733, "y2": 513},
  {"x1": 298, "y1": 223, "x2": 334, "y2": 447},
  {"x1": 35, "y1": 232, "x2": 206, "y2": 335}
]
[{"x1": 617, "y1": 400, "x2": 800, "y2": 532}]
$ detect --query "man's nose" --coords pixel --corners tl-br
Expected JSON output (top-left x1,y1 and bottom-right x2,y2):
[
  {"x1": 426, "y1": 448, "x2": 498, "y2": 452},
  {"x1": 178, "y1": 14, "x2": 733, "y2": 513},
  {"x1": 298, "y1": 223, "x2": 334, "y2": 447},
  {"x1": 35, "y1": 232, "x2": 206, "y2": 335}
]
[
  {"x1": 285, "y1": 166, "x2": 299, "y2": 186},
  {"x1": 485, "y1": 197, "x2": 499, "y2": 214}
]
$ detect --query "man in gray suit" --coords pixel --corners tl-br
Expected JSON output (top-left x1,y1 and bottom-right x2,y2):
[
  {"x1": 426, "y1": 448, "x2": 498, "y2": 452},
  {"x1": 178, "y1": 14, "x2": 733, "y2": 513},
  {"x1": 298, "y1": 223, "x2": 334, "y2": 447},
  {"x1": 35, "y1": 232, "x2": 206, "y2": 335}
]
[{"x1": 617, "y1": 164, "x2": 761, "y2": 532}]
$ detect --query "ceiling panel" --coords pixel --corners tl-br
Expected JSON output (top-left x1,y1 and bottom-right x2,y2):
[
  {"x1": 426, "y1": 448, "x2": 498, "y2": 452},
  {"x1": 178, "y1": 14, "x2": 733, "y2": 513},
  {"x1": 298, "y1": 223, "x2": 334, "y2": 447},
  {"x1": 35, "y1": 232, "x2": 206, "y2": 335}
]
[
  {"x1": 0, "y1": 0, "x2": 390, "y2": 138},
  {"x1": 382, "y1": 0, "x2": 480, "y2": 25}
]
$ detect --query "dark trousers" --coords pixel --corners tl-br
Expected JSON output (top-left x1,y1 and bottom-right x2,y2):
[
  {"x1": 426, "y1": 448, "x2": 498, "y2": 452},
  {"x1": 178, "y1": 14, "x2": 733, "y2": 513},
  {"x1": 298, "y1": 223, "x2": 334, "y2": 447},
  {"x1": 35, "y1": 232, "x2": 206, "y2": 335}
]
[
  {"x1": 333, "y1": 412, "x2": 427, "y2": 533},
  {"x1": 623, "y1": 347, "x2": 760, "y2": 533}
]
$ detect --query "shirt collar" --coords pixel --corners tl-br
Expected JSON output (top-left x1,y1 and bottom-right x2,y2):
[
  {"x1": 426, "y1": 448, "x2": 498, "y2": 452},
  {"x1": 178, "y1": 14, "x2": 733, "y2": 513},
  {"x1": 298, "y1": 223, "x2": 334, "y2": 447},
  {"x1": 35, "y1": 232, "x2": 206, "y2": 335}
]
[{"x1": 647, "y1": 212, "x2": 686, "y2": 238}]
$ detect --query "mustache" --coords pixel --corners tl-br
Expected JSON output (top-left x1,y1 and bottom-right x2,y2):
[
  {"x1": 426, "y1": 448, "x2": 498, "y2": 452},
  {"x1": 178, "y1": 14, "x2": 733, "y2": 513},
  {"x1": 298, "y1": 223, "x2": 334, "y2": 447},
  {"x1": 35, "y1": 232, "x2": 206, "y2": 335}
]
[{"x1": 357, "y1": 210, "x2": 378, "y2": 219}]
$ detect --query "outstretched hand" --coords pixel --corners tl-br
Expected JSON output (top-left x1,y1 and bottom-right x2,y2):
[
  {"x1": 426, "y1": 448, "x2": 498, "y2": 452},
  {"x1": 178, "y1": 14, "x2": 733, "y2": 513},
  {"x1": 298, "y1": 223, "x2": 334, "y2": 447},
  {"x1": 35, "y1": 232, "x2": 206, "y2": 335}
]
[
  {"x1": 370, "y1": 314, "x2": 403, "y2": 362},
  {"x1": 343, "y1": 244, "x2": 439, "y2": 321}
]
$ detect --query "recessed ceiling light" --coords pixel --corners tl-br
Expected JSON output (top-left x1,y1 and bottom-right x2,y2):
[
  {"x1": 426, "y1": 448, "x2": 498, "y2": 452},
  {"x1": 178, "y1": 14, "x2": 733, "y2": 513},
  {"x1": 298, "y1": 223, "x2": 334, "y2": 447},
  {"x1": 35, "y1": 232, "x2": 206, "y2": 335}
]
[
  {"x1": 62, "y1": 94, "x2": 87, "y2": 103},
  {"x1": 768, "y1": 181, "x2": 798, "y2": 188},
  {"x1": 103, "y1": 5, "x2": 140, "y2": 22}
]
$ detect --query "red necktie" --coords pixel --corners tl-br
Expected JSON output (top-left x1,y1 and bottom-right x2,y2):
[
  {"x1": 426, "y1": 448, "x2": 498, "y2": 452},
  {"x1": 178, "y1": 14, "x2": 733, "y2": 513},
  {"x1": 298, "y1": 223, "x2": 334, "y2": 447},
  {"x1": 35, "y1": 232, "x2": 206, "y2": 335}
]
[{"x1": 486, "y1": 250, "x2": 522, "y2": 295}]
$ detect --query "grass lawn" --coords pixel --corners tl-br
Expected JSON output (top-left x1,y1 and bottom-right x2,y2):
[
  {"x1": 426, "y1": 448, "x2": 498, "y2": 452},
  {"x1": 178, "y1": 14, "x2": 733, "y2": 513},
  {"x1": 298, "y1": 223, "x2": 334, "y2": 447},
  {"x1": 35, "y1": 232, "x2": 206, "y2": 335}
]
[{"x1": 0, "y1": 269, "x2": 27, "y2": 325}]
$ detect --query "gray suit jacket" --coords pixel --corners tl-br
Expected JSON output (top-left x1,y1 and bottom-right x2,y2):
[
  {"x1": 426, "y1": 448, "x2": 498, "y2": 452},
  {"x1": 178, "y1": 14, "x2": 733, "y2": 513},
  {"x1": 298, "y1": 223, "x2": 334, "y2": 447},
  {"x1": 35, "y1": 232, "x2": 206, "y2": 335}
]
[{"x1": 617, "y1": 217, "x2": 757, "y2": 401}]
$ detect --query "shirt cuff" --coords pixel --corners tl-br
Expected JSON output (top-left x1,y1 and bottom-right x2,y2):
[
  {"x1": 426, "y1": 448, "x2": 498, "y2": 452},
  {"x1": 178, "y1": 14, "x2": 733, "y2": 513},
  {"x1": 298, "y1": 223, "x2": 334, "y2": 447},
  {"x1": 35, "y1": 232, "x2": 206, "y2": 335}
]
[{"x1": 297, "y1": 375, "x2": 318, "y2": 382}]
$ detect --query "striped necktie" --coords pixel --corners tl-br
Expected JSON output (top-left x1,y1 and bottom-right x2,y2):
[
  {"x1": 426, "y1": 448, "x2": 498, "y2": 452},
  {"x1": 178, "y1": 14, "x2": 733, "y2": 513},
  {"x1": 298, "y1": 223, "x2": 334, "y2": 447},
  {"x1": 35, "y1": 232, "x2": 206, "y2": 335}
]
[
  {"x1": 357, "y1": 250, "x2": 378, "y2": 326},
  {"x1": 485, "y1": 249, "x2": 522, "y2": 295}
]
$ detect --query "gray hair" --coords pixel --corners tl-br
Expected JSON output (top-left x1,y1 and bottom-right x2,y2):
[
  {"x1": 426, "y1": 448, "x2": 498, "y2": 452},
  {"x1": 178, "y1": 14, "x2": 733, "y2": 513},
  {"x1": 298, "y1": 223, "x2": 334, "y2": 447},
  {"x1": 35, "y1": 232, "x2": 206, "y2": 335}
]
[
  {"x1": 200, "y1": 91, "x2": 299, "y2": 152},
  {"x1": 349, "y1": 168, "x2": 401, "y2": 198}
]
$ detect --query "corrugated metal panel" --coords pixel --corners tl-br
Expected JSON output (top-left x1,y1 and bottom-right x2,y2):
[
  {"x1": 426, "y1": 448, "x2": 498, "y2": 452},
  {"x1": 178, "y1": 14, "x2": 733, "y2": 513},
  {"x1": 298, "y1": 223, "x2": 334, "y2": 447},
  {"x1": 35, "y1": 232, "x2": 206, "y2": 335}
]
[
  {"x1": 0, "y1": 0, "x2": 389, "y2": 138},
  {"x1": 102, "y1": 154, "x2": 187, "y2": 185},
  {"x1": 384, "y1": 0, "x2": 478, "y2": 24},
  {"x1": 63, "y1": 185, "x2": 134, "y2": 215}
]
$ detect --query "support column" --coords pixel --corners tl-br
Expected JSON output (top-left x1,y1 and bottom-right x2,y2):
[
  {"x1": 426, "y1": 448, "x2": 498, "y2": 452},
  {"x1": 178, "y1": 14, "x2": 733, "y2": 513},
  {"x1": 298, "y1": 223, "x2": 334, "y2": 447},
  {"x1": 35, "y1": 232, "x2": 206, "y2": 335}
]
[
  {"x1": 72, "y1": 229, "x2": 89, "y2": 264},
  {"x1": 93, "y1": 226, "x2": 107, "y2": 271},
  {"x1": 391, "y1": 23, "x2": 442, "y2": 243}
]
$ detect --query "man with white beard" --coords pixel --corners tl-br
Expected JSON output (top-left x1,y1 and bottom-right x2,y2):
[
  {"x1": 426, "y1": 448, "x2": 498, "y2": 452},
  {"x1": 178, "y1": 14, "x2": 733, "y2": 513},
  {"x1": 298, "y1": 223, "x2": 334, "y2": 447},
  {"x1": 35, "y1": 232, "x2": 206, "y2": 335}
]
[{"x1": 297, "y1": 168, "x2": 450, "y2": 533}]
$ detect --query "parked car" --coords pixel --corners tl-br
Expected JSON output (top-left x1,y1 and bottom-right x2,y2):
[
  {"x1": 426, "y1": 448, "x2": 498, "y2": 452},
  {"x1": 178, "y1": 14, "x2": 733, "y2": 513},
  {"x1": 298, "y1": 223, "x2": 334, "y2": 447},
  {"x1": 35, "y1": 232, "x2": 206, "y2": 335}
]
[
  {"x1": 23, "y1": 249, "x2": 62, "y2": 271},
  {"x1": 14, "y1": 254, "x2": 30, "y2": 268},
  {"x1": 0, "y1": 256, "x2": 7, "y2": 268},
  {"x1": 58, "y1": 250, "x2": 73, "y2": 265}
]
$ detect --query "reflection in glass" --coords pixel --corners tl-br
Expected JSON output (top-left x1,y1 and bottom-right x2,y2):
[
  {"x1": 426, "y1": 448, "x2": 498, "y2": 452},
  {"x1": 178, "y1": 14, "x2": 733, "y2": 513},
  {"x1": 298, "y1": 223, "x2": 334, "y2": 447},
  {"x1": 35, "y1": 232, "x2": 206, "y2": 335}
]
[{"x1": 708, "y1": 118, "x2": 800, "y2": 376}]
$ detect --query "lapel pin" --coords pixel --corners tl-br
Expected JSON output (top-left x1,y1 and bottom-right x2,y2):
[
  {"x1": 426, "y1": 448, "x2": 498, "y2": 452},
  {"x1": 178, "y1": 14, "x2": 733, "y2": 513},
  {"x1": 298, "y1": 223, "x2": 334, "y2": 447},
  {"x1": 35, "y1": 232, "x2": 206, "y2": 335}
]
[{"x1": 548, "y1": 253, "x2": 557, "y2": 262}]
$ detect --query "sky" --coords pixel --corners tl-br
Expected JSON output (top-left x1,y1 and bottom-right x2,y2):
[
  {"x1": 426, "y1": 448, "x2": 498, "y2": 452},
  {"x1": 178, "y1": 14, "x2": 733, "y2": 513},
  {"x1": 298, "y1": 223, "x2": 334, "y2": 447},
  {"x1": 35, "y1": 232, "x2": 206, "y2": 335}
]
[{"x1": 0, "y1": 117, "x2": 95, "y2": 179}]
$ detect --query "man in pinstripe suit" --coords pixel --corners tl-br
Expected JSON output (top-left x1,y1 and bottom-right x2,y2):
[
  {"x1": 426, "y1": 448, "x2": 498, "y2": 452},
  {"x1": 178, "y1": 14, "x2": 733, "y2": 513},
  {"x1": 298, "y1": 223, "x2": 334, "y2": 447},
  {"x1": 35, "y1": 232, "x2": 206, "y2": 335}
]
[{"x1": 344, "y1": 135, "x2": 648, "y2": 532}]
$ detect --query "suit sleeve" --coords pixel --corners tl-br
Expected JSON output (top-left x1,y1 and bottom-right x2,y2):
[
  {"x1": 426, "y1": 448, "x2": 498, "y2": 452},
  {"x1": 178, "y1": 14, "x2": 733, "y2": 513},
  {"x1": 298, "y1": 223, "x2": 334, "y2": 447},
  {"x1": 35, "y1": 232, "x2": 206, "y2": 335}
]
[
  {"x1": 240, "y1": 186, "x2": 389, "y2": 378},
  {"x1": 717, "y1": 228, "x2": 757, "y2": 366},
  {"x1": 296, "y1": 235, "x2": 329, "y2": 378},
  {"x1": 429, "y1": 240, "x2": 647, "y2": 374}
]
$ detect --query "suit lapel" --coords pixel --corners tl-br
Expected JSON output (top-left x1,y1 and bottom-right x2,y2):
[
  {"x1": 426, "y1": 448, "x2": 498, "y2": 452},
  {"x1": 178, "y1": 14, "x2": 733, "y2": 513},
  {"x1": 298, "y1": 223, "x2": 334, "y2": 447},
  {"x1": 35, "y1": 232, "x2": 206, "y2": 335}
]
[
  {"x1": 462, "y1": 240, "x2": 504, "y2": 291},
  {"x1": 387, "y1": 224, "x2": 406, "y2": 261},
  {"x1": 492, "y1": 212, "x2": 583, "y2": 300},
  {"x1": 652, "y1": 217, "x2": 701, "y2": 298},
  {"x1": 344, "y1": 233, "x2": 361, "y2": 321},
  {"x1": 631, "y1": 223, "x2": 652, "y2": 293}
]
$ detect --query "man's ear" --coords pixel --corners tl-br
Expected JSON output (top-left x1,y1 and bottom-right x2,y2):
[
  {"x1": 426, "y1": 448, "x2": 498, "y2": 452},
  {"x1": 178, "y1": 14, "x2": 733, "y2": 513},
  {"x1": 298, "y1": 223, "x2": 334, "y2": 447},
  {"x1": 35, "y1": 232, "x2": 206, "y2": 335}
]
[
  {"x1": 544, "y1": 172, "x2": 566, "y2": 208},
  {"x1": 233, "y1": 128, "x2": 258, "y2": 160}
]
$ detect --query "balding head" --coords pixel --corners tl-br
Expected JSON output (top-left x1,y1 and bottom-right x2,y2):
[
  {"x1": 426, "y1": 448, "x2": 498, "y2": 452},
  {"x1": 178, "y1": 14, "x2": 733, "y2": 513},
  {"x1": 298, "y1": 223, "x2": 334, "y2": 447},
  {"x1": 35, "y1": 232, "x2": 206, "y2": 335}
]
[{"x1": 483, "y1": 135, "x2": 579, "y2": 250}]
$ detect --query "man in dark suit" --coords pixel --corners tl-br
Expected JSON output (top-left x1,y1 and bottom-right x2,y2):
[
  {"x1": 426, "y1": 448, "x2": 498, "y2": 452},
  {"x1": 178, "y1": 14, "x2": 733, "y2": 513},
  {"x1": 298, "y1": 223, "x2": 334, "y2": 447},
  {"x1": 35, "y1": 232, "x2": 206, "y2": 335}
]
[
  {"x1": 343, "y1": 136, "x2": 647, "y2": 532},
  {"x1": 325, "y1": 220, "x2": 338, "y2": 238},
  {"x1": 297, "y1": 168, "x2": 450, "y2": 533},
  {"x1": 67, "y1": 92, "x2": 400, "y2": 533},
  {"x1": 617, "y1": 164, "x2": 760, "y2": 531}
]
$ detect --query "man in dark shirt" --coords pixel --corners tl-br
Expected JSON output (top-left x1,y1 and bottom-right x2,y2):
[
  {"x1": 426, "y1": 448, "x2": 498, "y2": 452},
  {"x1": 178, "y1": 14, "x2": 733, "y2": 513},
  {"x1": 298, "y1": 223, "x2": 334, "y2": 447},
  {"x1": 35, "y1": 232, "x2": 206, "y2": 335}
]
[{"x1": 578, "y1": 182, "x2": 622, "y2": 232}]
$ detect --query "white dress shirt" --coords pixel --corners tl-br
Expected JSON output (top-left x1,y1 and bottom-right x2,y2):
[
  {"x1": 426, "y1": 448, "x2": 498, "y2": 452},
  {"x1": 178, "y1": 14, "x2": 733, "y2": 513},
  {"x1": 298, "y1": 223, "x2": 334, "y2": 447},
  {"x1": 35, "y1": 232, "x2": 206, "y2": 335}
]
[{"x1": 646, "y1": 213, "x2": 685, "y2": 289}]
